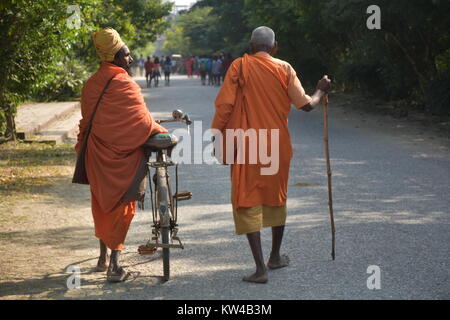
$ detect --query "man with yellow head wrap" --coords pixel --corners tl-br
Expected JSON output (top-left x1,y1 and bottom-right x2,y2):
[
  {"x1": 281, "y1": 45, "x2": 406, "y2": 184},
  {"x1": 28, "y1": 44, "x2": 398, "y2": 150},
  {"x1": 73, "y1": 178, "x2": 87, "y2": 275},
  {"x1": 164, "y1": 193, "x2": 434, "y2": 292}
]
[
  {"x1": 92, "y1": 27, "x2": 125, "y2": 62},
  {"x1": 76, "y1": 27, "x2": 167, "y2": 282}
]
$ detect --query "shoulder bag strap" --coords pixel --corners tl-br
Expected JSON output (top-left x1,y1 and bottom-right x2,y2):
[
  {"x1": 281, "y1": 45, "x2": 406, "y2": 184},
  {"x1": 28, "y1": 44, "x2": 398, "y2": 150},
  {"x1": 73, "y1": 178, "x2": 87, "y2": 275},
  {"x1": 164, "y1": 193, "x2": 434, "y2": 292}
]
[{"x1": 82, "y1": 74, "x2": 118, "y2": 141}]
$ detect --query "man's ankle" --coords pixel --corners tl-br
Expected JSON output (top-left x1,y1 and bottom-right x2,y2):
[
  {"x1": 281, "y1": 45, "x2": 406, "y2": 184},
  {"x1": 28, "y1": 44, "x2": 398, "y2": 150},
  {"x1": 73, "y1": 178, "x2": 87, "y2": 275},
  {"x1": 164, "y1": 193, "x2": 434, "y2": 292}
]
[
  {"x1": 257, "y1": 267, "x2": 267, "y2": 275},
  {"x1": 269, "y1": 252, "x2": 280, "y2": 260}
]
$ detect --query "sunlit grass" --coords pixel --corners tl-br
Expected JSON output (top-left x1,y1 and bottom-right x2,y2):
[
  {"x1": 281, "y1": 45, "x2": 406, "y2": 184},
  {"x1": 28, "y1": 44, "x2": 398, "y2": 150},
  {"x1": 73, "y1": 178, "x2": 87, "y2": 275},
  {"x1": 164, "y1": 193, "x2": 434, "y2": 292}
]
[
  {"x1": 0, "y1": 142, "x2": 76, "y2": 167},
  {"x1": 0, "y1": 142, "x2": 76, "y2": 217}
]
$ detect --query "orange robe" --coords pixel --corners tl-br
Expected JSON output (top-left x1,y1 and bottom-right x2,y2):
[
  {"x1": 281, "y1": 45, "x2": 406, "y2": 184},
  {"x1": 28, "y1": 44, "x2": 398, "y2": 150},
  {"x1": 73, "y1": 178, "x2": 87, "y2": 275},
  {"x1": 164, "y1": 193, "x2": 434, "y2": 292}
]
[
  {"x1": 212, "y1": 52, "x2": 311, "y2": 210},
  {"x1": 76, "y1": 62, "x2": 167, "y2": 250}
]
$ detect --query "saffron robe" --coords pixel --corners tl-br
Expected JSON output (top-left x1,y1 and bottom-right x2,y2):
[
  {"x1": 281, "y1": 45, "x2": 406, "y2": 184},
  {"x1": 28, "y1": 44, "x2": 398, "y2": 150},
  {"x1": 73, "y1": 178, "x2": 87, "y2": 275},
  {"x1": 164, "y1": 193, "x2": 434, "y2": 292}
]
[
  {"x1": 212, "y1": 52, "x2": 311, "y2": 210},
  {"x1": 76, "y1": 62, "x2": 167, "y2": 250}
]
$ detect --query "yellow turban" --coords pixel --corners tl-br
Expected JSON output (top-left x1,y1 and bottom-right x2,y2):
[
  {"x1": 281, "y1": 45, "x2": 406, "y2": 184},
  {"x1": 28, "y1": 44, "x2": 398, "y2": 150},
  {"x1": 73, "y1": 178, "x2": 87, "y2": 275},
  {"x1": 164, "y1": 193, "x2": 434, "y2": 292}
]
[{"x1": 92, "y1": 27, "x2": 125, "y2": 62}]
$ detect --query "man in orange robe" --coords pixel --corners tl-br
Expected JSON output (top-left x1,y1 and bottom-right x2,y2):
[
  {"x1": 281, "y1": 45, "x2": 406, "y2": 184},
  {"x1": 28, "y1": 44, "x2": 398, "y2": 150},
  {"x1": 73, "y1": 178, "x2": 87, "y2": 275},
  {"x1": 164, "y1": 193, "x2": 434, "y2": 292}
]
[
  {"x1": 75, "y1": 28, "x2": 167, "y2": 282},
  {"x1": 212, "y1": 26, "x2": 331, "y2": 283}
]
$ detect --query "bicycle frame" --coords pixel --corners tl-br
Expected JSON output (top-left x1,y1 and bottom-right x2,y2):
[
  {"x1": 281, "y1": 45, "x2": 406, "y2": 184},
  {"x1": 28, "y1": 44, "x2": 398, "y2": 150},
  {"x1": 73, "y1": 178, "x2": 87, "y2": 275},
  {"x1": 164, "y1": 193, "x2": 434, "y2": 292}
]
[
  {"x1": 139, "y1": 110, "x2": 192, "y2": 280},
  {"x1": 146, "y1": 149, "x2": 184, "y2": 250}
]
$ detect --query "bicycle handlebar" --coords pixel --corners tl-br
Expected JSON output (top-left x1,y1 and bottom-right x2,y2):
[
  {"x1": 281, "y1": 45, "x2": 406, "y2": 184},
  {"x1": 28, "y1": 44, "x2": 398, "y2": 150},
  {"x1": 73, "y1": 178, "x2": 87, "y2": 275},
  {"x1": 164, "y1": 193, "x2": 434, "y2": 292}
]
[{"x1": 156, "y1": 109, "x2": 192, "y2": 125}]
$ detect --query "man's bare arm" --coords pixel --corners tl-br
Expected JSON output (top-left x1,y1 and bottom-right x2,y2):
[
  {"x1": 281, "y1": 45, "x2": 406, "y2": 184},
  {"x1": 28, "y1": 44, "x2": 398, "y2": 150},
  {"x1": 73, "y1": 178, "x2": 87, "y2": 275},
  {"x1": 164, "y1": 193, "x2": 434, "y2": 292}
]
[
  {"x1": 300, "y1": 75, "x2": 331, "y2": 112},
  {"x1": 301, "y1": 89, "x2": 327, "y2": 112}
]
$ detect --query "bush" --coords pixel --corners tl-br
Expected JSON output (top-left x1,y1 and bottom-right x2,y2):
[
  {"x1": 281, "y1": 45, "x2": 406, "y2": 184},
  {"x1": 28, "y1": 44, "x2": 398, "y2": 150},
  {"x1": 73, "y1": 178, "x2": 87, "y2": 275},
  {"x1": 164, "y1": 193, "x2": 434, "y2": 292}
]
[
  {"x1": 32, "y1": 58, "x2": 89, "y2": 102},
  {"x1": 427, "y1": 73, "x2": 450, "y2": 115}
]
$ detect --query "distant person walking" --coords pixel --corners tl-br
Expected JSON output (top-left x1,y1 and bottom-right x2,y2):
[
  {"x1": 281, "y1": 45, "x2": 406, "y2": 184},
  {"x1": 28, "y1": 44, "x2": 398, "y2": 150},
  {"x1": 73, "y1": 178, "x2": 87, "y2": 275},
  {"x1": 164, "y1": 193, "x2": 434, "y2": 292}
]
[
  {"x1": 152, "y1": 57, "x2": 161, "y2": 87},
  {"x1": 206, "y1": 56, "x2": 213, "y2": 85},
  {"x1": 185, "y1": 56, "x2": 194, "y2": 78},
  {"x1": 163, "y1": 56, "x2": 172, "y2": 86},
  {"x1": 144, "y1": 56, "x2": 155, "y2": 88},
  {"x1": 199, "y1": 56, "x2": 208, "y2": 85},
  {"x1": 211, "y1": 56, "x2": 222, "y2": 86}
]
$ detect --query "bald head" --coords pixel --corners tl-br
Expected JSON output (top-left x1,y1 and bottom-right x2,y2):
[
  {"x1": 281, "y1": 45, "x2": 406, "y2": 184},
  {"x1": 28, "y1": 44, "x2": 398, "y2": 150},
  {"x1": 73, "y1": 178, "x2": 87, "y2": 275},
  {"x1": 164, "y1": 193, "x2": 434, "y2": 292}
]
[
  {"x1": 249, "y1": 26, "x2": 277, "y2": 54},
  {"x1": 250, "y1": 26, "x2": 275, "y2": 47}
]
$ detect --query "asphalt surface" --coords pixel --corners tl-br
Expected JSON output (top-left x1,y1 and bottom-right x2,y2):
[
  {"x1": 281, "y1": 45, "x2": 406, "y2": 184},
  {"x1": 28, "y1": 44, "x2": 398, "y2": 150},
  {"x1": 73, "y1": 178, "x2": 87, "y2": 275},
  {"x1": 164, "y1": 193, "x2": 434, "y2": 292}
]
[
  {"x1": 96, "y1": 74, "x2": 448, "y2": 300},
  {"x1": 3, "y1": 74, "x2": 447, "y2": 300}
]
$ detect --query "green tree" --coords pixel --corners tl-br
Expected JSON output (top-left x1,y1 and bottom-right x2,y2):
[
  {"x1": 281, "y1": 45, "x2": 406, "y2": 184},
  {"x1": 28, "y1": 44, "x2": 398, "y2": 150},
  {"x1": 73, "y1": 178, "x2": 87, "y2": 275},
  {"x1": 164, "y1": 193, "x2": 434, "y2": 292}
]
[
  {"x1": 68, "y1": 0, "x2": 171, "y2": 76},
  {"x1": 178, "y1": 7, "x2": 221, "y2": 55},
  {"x1": 162, "y1": 26, "x2": 192, "y2": 57},
  {"x1": 166, "y1": 0, "x2": 450, "y2": 114},
  {"x1": 245, "y1": 0, "x2": 450, "y2": 112},
  {"x1": 194, "y1": 0, "x2": 252, "y2": 55},
  {"x1": 0, "y1": 0, "x2": 172, "y2": 139},
  {"x1": 162, "y1": 0, "x2": 252, "y2": 57},
  {"x1": 162, "y1": 7, "x2": 221, "y2": 57},
  {"x1": 0, "y1": 0, "x2": 82, "y2": 140},
  {"x1": 0, "y1": 0, "x2": 172, "y2": 140}
]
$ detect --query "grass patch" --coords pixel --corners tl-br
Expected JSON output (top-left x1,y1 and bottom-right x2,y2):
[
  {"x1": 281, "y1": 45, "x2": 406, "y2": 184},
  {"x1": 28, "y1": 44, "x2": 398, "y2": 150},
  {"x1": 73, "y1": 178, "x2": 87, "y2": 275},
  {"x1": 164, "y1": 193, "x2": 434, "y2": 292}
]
[
  {"x1": 0, "y1": 142, "x2": 76, "y2": 167},
  {"x1": 0, "y1": 142, "x2": 76, "y2": 217}
]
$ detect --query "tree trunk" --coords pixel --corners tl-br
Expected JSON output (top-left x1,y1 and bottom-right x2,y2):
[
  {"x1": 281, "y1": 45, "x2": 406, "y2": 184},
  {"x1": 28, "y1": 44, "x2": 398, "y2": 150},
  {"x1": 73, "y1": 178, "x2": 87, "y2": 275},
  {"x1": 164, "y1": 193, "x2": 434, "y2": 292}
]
[
  {"x1": 386, "y1": 32, "x2": 428, "y2": 98},
  {"x1": 5, "y1": 109, "x2": 16, "y2": 141}
]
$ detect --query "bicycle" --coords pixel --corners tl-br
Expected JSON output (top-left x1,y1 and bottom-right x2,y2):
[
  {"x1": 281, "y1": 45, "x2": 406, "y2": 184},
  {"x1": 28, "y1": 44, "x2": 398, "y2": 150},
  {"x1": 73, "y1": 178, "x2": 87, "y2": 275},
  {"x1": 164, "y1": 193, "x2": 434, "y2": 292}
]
[{"x1": 138, "y1": 110, "x2": 192, "y2": 281}]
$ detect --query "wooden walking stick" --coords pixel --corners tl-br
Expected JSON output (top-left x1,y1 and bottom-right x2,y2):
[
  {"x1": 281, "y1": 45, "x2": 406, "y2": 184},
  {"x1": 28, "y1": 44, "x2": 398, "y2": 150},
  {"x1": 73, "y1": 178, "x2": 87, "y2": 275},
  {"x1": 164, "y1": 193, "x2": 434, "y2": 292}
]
[{"x1": 322, "y1": 94, "x2": 336, "y2": 260}]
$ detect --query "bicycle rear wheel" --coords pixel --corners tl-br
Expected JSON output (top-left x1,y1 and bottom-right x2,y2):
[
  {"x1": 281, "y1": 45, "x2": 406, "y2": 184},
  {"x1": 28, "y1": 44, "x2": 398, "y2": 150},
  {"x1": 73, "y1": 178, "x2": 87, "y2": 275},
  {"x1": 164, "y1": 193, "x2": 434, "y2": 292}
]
[{"x1": 161, "y1": 226, "x2": 170, "y2": 281}]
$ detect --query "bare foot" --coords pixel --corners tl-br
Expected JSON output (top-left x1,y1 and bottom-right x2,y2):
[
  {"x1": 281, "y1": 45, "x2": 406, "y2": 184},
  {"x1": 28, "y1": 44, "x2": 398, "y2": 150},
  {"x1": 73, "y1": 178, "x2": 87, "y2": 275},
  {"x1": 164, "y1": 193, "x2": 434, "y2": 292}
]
[
  {"x1": 242, "y1": 271, "x2": 268, "y2": 284},
  {"x1": 94, "y1": 254, "x2": 110, "y2": 272},
  {"x1": 267, "y1": 254, "x2": 290, "y2": 270}
]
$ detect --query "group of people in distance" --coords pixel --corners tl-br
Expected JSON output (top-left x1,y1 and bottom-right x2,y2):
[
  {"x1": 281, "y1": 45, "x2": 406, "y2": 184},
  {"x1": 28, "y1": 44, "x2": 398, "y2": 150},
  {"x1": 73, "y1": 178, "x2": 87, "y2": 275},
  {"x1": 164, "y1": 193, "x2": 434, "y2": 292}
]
[
  {"x1": 185, "y1": 54, "x2": 234, "y2": 86},
  {"x1": 135, "y1": 55, "x2": 174, "y2": 88},
  {"x1": 133, "y1": 54, "x2": 234, "y2": 88}
]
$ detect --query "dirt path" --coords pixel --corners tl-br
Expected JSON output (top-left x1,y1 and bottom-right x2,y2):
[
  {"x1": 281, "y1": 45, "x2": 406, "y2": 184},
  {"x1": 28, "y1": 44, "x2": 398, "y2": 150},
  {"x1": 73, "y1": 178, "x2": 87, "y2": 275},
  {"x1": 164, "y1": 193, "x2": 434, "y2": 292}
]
[{"x1": 0, "y1": 163, "x2": 173, "y2": 299}]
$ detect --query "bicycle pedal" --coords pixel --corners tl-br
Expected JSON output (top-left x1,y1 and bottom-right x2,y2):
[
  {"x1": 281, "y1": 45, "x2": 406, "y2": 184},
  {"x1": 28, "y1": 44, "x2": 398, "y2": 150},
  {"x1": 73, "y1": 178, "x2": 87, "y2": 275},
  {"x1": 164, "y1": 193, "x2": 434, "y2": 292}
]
[
  {"x1": 174, "y1": 190, "x2": 192, "y2": 201},
  {"x1": 138, "y1": 245, "x2": 157, "y2": 255}
]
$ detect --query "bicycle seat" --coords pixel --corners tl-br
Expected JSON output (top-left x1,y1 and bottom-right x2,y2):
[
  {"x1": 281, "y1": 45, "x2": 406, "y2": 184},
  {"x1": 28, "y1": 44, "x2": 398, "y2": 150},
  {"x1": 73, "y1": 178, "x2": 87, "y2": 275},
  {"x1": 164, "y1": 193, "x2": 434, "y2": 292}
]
[{"x1": 143, "y1": 133, "x2": 178, "y2": 151}]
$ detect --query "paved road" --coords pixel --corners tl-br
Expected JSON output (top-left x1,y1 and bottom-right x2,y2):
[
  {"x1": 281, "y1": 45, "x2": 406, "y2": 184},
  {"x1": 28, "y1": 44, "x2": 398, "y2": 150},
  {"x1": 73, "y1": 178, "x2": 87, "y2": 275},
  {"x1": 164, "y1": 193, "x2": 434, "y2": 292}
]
[
  {"x1": 81, "y1": 74, "x2": 446, "y2": 300},
  {"x1": 5, "y1": 74, "x2": 445, "y2": 300}
]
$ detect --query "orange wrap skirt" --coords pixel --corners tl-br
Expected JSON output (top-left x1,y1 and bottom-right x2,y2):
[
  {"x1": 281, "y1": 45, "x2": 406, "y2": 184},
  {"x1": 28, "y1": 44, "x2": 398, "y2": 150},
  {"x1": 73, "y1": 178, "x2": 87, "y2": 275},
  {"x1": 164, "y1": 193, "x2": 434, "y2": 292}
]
[{"x1": 91, "y1": 192, "x2": 136, "y2": 251}]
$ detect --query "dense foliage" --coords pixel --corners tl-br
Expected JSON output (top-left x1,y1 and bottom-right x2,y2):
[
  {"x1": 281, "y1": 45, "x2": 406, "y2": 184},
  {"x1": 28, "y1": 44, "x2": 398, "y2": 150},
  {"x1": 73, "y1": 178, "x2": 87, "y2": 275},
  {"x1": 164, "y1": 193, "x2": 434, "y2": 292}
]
[
  {"x1": 0, "y1": 0, "x2": 172, "y2": 139},
  {"x1": 163, "y1": 0, "x2": 450, "y2": 115},
  {"x1": 1, "y1": 0, "x2": 449, "y2": 139}
]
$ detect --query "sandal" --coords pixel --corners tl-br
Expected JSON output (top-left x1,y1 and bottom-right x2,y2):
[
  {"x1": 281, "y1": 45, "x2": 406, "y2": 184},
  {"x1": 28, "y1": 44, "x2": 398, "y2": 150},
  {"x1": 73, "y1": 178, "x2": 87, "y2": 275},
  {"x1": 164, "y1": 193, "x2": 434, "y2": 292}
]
[{"x1": 107, "y1": 267, "x2": 130, "y2": 283}]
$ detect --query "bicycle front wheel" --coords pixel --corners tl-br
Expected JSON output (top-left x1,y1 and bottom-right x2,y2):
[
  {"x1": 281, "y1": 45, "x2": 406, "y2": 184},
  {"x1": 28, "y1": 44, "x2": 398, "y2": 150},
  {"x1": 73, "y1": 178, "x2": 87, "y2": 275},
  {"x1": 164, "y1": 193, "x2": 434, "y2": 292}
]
[{"x1": 162, "y1": 226, "x2": 170, "y2": 281}]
